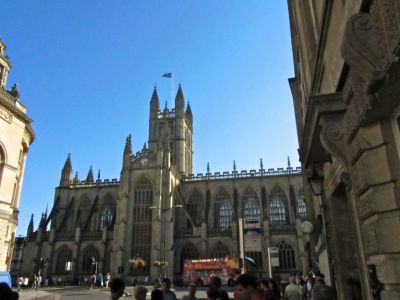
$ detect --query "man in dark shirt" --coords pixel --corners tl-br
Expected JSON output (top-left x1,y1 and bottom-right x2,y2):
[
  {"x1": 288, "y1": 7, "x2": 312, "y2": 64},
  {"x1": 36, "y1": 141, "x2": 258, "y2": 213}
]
[
  {"x1": 162, "y1": 278, "x2": 177, "y2": 300},
  {"x1": 211, "y1": 276, "x2": 229, "y2": 300}
]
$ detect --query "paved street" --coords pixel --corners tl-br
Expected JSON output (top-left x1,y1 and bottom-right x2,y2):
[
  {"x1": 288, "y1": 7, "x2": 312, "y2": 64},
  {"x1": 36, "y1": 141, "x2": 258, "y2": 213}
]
[{"x1": 14, "y1": 285, "x2": 234, "y2": 300}]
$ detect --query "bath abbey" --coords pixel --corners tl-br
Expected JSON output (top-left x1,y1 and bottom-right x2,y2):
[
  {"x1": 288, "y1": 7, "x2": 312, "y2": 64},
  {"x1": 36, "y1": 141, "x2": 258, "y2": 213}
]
[{"x1": 19, "y1": 86, "x2": 309, "y2": 283}]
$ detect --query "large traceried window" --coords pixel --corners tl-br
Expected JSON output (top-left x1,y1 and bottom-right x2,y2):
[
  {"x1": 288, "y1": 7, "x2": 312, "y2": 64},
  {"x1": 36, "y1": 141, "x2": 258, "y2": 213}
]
[
  {"x1": 277, "y1": 240, "x2": 296, "y2": 270},
  {"x1": 77, "y1": 197, "x2": 91, "y2": 229},
  {"x1": 131, "y1": 177, "x2": 153, "y2": 275},
  {"x1": 210, "y1": 241, "x2": 230, "y2": 258},
  {"x1": 100, "y1": 196, "x2": 116, "y2": 229},
  {"x1": 214, "y1": 190, "x2": 232, "y2": 231},
  {"x1": 297, "y1": 189, "x2": 307, "y2": 219},
  {"x1": 242, "y1": 188, "x2": 260, "y2": 221},
  {"x1": 188, "y1": 189, "x2": 203, "y2": 226},
  {"x1": 55, "y1": 246, "x2": 73, "y2": 274},
  {"x1": 268, "y1": 185, "x2": 287, "y2": 225},
  {"x1": 180, "y1": 243, "x2": 200, "y2": 271}
]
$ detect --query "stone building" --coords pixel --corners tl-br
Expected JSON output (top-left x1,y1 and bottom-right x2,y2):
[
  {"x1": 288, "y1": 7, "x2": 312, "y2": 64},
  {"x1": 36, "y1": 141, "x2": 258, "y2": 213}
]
[
  {"x1": 0, "y1": 39, "x2": 34, "y2": 271},
  {"x1": 20, "y1": 86, "x2": 309, "y2": 284},
  {"x1": 288, "y1": 0, "x2": 400, "y2": 299}
]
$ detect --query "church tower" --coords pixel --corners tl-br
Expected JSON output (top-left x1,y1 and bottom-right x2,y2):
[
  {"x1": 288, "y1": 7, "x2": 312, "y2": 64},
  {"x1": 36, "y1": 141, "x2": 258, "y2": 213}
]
[{"x1": 148, "y1": 85, "x2": 193, "y2": 175}]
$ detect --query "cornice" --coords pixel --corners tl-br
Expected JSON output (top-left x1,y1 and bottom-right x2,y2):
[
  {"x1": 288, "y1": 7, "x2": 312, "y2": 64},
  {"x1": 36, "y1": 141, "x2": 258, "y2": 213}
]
[
  {"x1": 0, "y1": 88, "x2": 35, "y2": 143},
  {"x1": 300, "y1": 92, "x2": 346, "y2": 166}
]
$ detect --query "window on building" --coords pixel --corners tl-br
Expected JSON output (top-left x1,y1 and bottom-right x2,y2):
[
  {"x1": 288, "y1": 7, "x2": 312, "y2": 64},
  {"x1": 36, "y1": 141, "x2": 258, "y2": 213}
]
[
  {"x1": 100, "y1": 196, "x2": 116, "y2": 229},
  {"x1": 268, "y1": 185, "x2": 287, "y2": 225},
  {"x1": 188, "y1": 189, "x2": 203, "y2": 226},
  {"x1": 55, "y1": 246, "x2": 73, "y2": 273},
  {"x1": 277, "y1": 240, "x2": 296, "y2": 270},
  {"x1": 76, "y1": 198, "x2": 91, "y2": 229},
  {"x1": 215, "y1": 190, "x2": 232, "y2": 231},
  {"x1": 242, "y1": 188, "x2": 260, "y2": 221},
  {"x1": 210, "y1": 241, "x2": 230, "y2": 258},
  {"x1": 180, "y1": 243, "x2": 199, "y2": 271},
  {"x1": 131, "y1": 177, "x2": 153, "y2": 275},
  {"x1": 297, "y1": 189, "x2": 307, "y2": 219}
]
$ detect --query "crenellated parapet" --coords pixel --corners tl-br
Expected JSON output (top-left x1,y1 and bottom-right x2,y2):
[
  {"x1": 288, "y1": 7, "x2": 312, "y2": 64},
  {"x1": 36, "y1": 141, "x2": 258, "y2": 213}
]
[
  {"x1": 63, "y1": 178, "x2": 120, "y2": 188},
  {"x1": 182, "y1": 166, "x2": 302, "y2": 182}
]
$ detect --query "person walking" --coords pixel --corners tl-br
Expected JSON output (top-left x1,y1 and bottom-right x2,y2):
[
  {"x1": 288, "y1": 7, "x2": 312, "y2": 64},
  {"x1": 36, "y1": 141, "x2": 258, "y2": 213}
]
[
  {"x1": 105, "y1": 273, "x2": 111, "y2": 288},
  {"x1": 311, "y1": 273, "x2": 335, "y2": 300},
  {"x1": 181, "y1": 284, "x2": 198, "y2": 300},
  {"x1": 17, "y1": 276, "x2": 23, "y2": 292},
  {"x1": 108, "y1": 278, "x2": 125, "y2": 300},
  {"x1": 161, "y1": 278, "x2": 177, "y2": 300},
  {"x1": 284, "y1": 275, "x2": 300, "y2": 300},
  {"x1": 135, "y1": 286, "x2": 148, "y2": 300},
  {"x1": 211, "y1": 276, "x2": 229, "y2": 300}
]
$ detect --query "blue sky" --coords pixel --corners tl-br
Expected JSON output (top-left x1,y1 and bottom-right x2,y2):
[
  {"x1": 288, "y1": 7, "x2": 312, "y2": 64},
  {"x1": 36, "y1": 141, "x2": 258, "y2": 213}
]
[{"x1": 1, "y1": 1, "x2": 298, "y2": 236}]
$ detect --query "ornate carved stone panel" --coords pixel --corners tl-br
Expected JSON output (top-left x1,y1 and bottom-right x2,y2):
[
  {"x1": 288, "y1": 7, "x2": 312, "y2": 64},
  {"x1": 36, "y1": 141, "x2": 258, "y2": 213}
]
[
  {"x1": 341, "y1": 13, "x2": 386, "y2": 94},
  {"x1": 319, "y1": 115, "x2": 349, "y2": 171}
]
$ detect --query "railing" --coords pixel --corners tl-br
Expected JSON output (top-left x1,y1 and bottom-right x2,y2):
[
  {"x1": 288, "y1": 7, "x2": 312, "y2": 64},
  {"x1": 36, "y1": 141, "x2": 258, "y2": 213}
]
[
  {"x1": 270, "y1": 223, "x2": 297, "y2": 234},
  {"x1": 70, "y1": 178, "x2": 120, "y2": 187},
  {"x1": 182, "y1": 167, "x2": 302, "y2": 182},
  {"x1": 0, "y1": 88, "x2": 17, "y2": 106}
]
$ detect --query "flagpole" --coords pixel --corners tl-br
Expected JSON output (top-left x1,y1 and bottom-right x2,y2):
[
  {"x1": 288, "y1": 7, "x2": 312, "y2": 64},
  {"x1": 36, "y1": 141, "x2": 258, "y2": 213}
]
[{"x1": 171, "y1": 73, "x2": 174, "y2": 104}]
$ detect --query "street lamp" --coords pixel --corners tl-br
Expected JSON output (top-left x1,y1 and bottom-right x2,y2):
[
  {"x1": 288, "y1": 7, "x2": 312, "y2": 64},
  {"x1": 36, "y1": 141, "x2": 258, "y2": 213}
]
[
  {"x1": 149, "y1": 204, "x2": 182, "y2": 279},
  {"x1": 308, "y1": 167, "x2": 323, "y2": 196}
]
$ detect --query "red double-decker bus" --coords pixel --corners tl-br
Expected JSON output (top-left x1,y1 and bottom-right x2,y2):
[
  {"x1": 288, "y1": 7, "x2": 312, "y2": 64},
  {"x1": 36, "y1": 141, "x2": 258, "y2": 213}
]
[{"x1": 183, "y1": 258, "x2": 240, "y2": 286}]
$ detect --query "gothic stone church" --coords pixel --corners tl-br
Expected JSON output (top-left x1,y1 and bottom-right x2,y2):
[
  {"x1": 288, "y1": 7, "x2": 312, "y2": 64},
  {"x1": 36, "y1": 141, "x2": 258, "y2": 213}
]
[{"x1": 21, "y1": 86, "x2": 309, "y2": 283}]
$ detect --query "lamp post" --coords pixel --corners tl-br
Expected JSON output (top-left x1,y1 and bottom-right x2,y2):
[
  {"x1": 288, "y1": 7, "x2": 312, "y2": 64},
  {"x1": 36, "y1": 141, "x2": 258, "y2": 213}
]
[
  {"x1": 150, "y1": 204, "x2": 182, "y2": 279},
  {"x1": 90, "y1": 256, "x2": 97, "y2": 289},
  {"x1": 307, "y1": 166, "x2": 334, "y2": 286}
]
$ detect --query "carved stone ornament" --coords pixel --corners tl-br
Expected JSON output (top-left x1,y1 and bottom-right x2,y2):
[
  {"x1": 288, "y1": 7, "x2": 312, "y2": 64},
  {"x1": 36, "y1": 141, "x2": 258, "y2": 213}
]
[
  {"x1": 341, "y1": 13, "x2": 385, "y2": 94},
  {"x1": 320, "y1": 117, "x2": 349, "y2": 171}
]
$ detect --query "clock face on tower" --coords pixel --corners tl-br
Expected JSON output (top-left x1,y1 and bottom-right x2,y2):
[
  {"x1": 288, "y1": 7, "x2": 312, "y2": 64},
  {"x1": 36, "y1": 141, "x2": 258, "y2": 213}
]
[
  {"x1": 301, "y1": 221, "x2": 313, "y2": 234},
  {"x1": 141, "y1": 158, "x2": 148, "y2": 166}
]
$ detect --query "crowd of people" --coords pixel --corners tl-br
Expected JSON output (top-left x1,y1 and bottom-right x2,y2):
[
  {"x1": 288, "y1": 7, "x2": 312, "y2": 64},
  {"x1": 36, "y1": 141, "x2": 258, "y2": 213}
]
[
  {"x1": 0, "y1": 270, "x2": 335, "y2": 300},
  {"x1": 108, "y1": 270, "x2": 335, "y2": 300}
]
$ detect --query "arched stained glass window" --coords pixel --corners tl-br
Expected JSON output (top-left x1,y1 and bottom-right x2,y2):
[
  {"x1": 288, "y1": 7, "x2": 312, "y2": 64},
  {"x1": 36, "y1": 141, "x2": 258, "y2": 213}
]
[
  {"x1": 100, "y1": 196, "x2": 116, "y2": 229},
  {"x1": 268, "y1": 185, "x2": 287, "y2": 225},
  {"x1": 215, "y1": 190, "x2": 232, "y2": 231},
  {"x1": 297, "y1": 189, "x2": 307, "y2": 219},
  {"x1": 277, "y1": 240, "x2": 296, "y2": 269},
  {"x1": 180, "y1": 243, "x2": 199, "y2": 271},
  {"x1": 188, "y1": 189, "x2": 203, "y2": 226},
  {"x1": 131, "y1": 177, "x2": 153, "y2": 274},
  {"x1": 242, "y1": 188, "x2": 260, "y2": 221},
  {"x1": 55, "y1": 246, "x2": 73, "y2": 273},
  {"x1": 210, "y1": 241, "x2": 230, "y2": 258}
]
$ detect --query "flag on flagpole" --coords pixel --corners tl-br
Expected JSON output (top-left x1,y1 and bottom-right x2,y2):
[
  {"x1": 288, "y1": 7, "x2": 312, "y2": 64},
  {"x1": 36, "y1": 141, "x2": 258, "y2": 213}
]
[{"x1": 162, "y1": 72, "x2": 172, "y2": 78}]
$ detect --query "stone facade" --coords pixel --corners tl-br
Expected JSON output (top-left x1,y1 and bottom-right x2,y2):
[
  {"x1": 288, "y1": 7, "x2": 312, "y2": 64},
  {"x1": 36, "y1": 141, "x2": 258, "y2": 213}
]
[
  {"x1": 288, "y1": 0, "x2": 400, "y2": 299},
  {"x1": 0, "y1": 39, "x2": 34, "y2": 271},
  {"x1": 20, "y1": 86, "x2": 309, "y2": 284}
]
